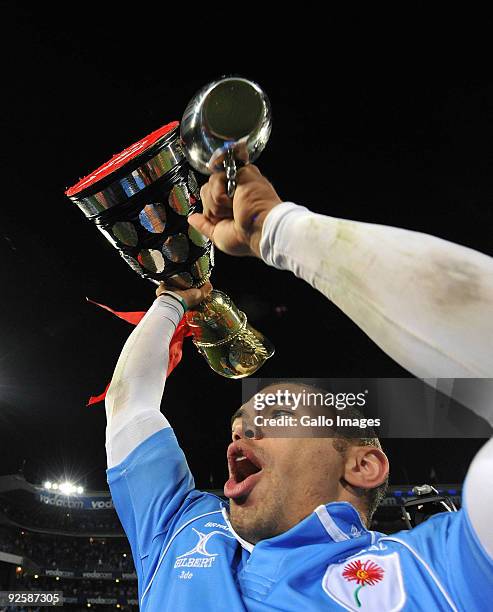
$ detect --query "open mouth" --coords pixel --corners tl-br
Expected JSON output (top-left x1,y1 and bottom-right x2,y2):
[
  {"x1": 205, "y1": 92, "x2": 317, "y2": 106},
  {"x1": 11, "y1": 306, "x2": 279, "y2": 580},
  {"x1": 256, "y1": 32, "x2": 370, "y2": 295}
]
[{"x1": 224, "y1": 443, "x2": 263, "y2": 500}]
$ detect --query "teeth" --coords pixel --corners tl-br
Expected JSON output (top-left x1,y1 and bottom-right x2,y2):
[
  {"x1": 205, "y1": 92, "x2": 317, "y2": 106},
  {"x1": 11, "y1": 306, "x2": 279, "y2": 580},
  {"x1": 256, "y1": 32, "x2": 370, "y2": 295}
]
[{"x1": 236, "y1": 456, "x2": 247, "y2": 462}]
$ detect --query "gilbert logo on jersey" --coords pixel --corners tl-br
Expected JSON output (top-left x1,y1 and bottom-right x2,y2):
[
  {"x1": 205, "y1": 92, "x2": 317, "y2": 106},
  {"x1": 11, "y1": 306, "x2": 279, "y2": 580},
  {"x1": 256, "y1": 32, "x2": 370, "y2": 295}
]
[{"x1": 174, "y1": 528, "x2": 235, "y2": 569}]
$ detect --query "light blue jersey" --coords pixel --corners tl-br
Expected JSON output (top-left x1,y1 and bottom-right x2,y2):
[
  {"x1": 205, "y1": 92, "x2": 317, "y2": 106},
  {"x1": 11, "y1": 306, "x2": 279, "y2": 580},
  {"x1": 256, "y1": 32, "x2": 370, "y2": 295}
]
[{"x1": 107, "y1": 428, "x2": 493, "y2": 611}]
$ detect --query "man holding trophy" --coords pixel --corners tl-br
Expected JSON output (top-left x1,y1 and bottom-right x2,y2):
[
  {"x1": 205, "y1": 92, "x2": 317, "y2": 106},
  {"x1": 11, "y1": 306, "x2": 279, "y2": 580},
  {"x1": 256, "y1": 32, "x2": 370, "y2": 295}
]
[{"x1": 67, "y1": 78, "x2": 493, "y2": 609}]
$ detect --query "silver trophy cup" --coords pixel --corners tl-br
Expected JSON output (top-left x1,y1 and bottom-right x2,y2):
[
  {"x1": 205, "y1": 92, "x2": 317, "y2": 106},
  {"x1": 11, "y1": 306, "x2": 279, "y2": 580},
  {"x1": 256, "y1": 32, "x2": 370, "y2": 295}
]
[{"x1": 180, "y1": 76, "x2": 272, "y2": 197}]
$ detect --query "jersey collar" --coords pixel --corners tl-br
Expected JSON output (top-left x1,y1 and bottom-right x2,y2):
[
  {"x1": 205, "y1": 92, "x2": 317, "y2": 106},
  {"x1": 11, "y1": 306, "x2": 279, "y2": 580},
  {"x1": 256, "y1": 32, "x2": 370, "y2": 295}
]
[{"x1": 221, "y1": 500, "x2": 370, "y2": 552}]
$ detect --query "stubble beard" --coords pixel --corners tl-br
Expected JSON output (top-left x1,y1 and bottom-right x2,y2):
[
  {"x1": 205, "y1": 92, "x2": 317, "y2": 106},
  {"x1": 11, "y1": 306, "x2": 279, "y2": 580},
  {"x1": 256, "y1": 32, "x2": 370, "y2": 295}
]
[
  {"x1": 229, "y1": 477, "x2": 289, "y2": 545},
  {"x1": 230, "y1": 498, "x2": 286, "y2": 545}
]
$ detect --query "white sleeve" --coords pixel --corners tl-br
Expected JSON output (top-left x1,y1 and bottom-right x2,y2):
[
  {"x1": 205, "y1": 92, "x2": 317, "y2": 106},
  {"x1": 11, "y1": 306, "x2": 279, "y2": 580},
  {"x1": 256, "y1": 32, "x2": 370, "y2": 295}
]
[
  {"x1": 463, "y1": 437, "x2": 493, "y2": 559},
  {"x1": 260, "y1": 202, "x2": 493, "y2": 423},
  {"x1": 105, "y1": 295, "x2": 184, "y2": 468}
]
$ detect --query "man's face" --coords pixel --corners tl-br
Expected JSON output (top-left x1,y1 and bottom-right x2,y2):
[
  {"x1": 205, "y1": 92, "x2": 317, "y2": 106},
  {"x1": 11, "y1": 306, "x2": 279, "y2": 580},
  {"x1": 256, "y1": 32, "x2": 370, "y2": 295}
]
[{"x1": 225, "y1": 384, "x2": 347, "y2": 544}]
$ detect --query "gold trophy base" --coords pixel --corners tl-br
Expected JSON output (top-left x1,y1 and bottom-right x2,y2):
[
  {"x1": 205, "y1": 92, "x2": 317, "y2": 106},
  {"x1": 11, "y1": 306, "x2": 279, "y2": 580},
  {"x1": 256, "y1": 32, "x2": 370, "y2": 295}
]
[{"x1": 185, "y1": 290, "x2": 274, "y2": 378}]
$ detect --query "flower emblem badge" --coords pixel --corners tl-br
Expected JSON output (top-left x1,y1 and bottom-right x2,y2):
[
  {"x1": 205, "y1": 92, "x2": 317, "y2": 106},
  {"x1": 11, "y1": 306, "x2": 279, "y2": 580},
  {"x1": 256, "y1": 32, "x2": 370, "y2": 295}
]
[{"x1": 342, "y1": 559, "x2": 385, "y2": 607}]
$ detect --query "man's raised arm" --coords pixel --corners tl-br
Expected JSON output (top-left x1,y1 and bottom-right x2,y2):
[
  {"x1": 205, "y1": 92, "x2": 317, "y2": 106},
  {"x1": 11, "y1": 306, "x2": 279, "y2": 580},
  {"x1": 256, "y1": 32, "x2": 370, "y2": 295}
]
[
  {"x1": 105, "y1": 283, "x2": 211, "y2": 467},
  {"x1": 190, "y1": 166, "x2": 493, "y2": 423},
  {"x1": 259, "y1": 202, "x2": 493, "y2": 379},
  {"x1": 104, "y1": 284, "x2": 211, "y2": 572}
]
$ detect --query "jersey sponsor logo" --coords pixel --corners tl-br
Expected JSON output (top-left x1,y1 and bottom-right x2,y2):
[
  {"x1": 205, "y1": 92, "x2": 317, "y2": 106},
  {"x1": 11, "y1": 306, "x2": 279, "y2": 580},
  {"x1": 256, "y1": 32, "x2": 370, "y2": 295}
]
[
  {"x1": 322, "y1": 552, "x2": 406, "y2": 611},
  {"x1": 173, "y1": 527, "x2": 235, "y2": 569},
  {"x1": 204, "y1": 521, "x2": 229, "y2": 531}
]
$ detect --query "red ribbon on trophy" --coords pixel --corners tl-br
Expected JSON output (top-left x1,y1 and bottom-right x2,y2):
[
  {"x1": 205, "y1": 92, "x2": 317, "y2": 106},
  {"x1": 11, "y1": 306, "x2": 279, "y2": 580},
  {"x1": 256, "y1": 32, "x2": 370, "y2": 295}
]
[{"x1": 85, "y1": 298, "x2": 193, "y2": 406}]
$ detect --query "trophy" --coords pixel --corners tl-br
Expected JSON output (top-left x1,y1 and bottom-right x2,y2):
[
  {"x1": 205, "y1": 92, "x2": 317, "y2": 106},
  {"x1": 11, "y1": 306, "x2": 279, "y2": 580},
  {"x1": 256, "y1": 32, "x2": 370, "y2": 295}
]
[
  {"x1": 65, "y1": 77, "x2": 274, "y2": 378},
  {"x1": 181, "y1": 76, "x2": 272, "y2": 197}
]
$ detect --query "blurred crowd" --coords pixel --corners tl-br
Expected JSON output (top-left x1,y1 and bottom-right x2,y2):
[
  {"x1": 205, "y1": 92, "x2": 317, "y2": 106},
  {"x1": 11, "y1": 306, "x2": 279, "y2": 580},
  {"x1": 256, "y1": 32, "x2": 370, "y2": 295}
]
[
  {"x1": 16, "y1": 575, "x2": 137, "y2": 600},
  {"x1": 0, "y1": 501, "x2": 122, "y2": 535},
  {"x1": 0, "y1": 527, "x2": 134, "y2": 572}
]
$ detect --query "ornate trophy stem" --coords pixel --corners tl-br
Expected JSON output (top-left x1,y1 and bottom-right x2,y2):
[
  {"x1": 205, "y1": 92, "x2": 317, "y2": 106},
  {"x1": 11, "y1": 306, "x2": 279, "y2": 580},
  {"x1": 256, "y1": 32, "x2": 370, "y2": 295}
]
[{"x1": 186, "y1": 290, "x2": 273, "y2": 378}]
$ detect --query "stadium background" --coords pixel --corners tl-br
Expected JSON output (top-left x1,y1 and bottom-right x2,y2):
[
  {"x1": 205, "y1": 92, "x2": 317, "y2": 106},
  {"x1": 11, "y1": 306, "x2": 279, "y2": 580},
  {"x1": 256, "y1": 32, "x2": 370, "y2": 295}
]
[
  {"x1": 1, "y1": 6, "x2": 491, "y2": 609},
  {"x1": 0, "y1": 474, "x2": 465, "y2": 611}
]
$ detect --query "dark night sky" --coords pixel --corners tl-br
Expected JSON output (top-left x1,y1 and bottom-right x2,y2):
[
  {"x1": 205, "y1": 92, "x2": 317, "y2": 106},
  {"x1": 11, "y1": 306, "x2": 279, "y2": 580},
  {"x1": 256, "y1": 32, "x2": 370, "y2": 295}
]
[{"x1": 0, "y1": 7, "x2": 491, "y2": 491}]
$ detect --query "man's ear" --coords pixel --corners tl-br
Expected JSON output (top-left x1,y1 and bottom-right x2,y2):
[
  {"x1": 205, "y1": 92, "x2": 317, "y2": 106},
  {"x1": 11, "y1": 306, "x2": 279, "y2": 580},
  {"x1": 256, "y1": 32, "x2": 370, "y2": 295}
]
[{"x1": 343, "y1": 445, "x2": 389, "y2": 491}]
